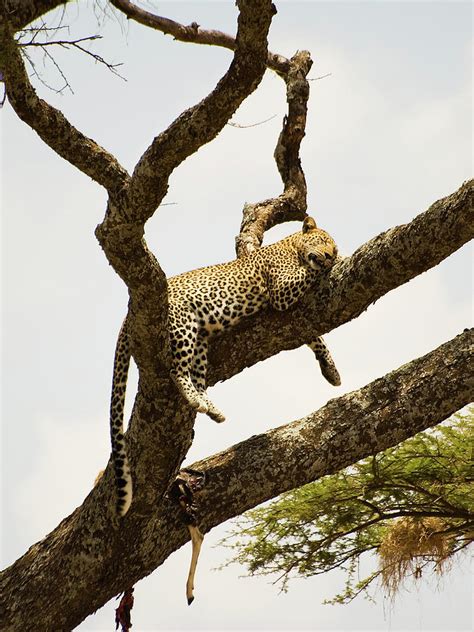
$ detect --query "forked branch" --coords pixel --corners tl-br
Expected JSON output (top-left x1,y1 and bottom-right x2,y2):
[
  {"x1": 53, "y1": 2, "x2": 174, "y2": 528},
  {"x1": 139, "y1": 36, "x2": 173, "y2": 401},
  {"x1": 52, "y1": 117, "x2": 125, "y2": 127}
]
[{"x1": 121, "y1": 0, "x2": 276, "y2": 218}]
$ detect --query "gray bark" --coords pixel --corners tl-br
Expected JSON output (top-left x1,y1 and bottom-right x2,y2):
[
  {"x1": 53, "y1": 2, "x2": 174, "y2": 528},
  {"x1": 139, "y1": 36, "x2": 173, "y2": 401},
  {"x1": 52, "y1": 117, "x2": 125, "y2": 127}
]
[
  {"x1": 0, "y1": 331, "x2": 471, "y2": 630},
  {"x1": 1, "y1": 2, "x2": 472, "y2": 630}
]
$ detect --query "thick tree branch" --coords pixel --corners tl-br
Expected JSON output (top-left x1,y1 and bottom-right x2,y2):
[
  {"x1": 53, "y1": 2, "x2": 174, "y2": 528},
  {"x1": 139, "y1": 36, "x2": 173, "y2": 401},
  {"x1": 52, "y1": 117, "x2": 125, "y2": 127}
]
[
  {"x1": 110, "y1": 0, "x2": 290, "y2": 76},
  {"x1": 236, "y1": 50, "x2": 312, "y2": 257},
  {"x1": 192, "y1": 331, "x2": 473, "y2": 532},
  {"x1": 207, "y1": 179, "x2": 474, "y2": 384},
  {"x1": 94, "y1": 0, "x2": 275, "y2": 379},
  {"x1": 0, "y1": 24, "x2": 130, "y2": 195},
  {"x1": 1, "y1": 331, "x2": 471, "y2": 629},
  {"x1": 111, "y1": 0, "x2": 308, "y2": 252},
  {"x1": 119, "y1": 0, "x2": 275, "y2": 218}
]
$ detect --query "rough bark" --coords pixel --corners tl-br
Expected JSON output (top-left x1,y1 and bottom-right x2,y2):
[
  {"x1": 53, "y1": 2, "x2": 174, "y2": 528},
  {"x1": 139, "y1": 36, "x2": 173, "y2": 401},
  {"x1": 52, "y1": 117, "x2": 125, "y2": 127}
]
[
  {"x1": 2, "y1": 2, "x2": 472, "y2": 630},
  {"x1": 0, "y1": 23, "x2": 130, "y2": 196},
  {"x1": 1, "y1": 331, "x2": 471, "y2": 630},
  {"x1": 207, "y1": 179, "x2": 473, "y2": 384}
]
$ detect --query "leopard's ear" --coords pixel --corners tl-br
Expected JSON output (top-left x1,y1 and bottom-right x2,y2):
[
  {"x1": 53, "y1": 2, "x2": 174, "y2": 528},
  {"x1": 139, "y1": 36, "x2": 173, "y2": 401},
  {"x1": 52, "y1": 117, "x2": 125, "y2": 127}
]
[{"x1": 302, "y1": 216, "x2": 317, "y2": 233}]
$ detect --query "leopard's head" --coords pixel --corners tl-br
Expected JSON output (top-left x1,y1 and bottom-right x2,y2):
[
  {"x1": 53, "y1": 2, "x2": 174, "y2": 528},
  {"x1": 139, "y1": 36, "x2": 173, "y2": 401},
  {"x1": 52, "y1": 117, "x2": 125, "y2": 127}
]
[{"x1": 298, "y1": 216, "x2": 338, "y2": 272}]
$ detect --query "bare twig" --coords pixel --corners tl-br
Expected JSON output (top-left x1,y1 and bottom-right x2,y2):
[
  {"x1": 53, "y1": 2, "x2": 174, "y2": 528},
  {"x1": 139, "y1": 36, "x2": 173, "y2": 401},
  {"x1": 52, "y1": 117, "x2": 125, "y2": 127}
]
[
  {"x1": 19, "y1": 34, "x2": 126, "y2": 79},
  {"x1": 228, "y1": 114, "x2": 277, "y2": 129},
  {"x1": 22, "y1": 45, "x2": 71, "y2": 94},
  {"x1": 19, "y1": 34, "x2": 100, "y2": 46},
  {"x1": 309, "y1": 72, "x2": 332, "y2": 81}
]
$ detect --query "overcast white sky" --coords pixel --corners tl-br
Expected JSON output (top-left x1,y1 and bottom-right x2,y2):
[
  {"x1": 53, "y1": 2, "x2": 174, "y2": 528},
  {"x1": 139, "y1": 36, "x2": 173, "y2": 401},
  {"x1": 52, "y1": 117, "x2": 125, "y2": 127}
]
[{"x1": 1, "y1": 1, "x2": 472, "y2": 630}]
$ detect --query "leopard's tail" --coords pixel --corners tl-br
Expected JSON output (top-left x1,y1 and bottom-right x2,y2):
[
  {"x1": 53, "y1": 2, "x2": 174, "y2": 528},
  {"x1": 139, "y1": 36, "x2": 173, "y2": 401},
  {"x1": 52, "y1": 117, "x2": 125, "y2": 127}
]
[
  {"x1": 110, "y1": 318, "x2": 133, "y2": 516},
  {"x1": 309, "y1": 337, "x2": 341, "y2": 386}
]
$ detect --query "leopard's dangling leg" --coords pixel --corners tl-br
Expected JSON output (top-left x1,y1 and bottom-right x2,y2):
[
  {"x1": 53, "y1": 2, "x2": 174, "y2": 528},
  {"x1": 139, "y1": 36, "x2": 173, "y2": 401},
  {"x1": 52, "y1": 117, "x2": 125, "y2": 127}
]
[
  {"x1": 190, "y1": 335, "x2": 225, "y2": 423},
  {"x1": 169, "y1": 312, "x2": 210, "y2": 414},
  {"x1": 308, "y1": 337, "x2": 341, "y2": 386}
]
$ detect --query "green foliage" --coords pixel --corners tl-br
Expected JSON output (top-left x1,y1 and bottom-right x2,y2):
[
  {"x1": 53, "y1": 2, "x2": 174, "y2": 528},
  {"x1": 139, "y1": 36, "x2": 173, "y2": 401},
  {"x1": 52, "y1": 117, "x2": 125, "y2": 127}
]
[{"x1": 222, "y1": 407, "x2": 473, "y2": 604}]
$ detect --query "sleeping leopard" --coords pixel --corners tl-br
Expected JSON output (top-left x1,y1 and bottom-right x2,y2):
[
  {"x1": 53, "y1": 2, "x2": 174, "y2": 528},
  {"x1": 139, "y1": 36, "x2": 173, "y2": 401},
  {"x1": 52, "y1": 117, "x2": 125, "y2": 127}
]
[{"x1": 110, "y1": 216, "x2": 341, "y2": 517}]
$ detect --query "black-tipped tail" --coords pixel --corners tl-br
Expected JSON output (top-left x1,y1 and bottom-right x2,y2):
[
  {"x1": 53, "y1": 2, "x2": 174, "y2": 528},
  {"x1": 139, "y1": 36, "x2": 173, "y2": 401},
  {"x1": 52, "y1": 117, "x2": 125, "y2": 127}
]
[{"x1": 110, "y1": 318, "x2": 133, "y2": 516}]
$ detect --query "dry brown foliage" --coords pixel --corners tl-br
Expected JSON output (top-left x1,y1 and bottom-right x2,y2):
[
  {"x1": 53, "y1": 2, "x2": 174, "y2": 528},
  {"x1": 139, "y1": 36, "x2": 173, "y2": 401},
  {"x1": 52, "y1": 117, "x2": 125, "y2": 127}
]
[{"x1": 379, "y1": 517, "x2": 454, "y2": 598}]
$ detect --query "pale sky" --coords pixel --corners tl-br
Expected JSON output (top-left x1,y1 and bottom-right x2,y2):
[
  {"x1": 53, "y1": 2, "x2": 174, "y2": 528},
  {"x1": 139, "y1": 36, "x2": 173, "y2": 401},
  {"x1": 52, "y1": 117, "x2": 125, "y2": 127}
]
[{"x1": 1, "y1": 1, "x2": 472, "y2": 630}]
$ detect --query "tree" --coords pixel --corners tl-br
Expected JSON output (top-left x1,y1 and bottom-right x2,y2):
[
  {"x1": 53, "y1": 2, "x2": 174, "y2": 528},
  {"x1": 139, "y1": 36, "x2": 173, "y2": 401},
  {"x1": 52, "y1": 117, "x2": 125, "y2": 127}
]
[
  {"x1": 1, "y1": 1, "x2": 472, "y2": 629},
  {"x1": 222, "y1": 408, "x2": 473, "y2": 604}
]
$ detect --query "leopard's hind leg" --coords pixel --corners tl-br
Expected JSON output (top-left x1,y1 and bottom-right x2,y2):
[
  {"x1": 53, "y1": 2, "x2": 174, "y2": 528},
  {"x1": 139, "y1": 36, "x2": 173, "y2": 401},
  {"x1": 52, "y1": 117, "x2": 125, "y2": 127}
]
[
  {"x1": 190, "y1": 335, "x2": 225, "y2": 423},
  {"x1": 169, "y1": 310, "x2": 209, "y2": 414}
]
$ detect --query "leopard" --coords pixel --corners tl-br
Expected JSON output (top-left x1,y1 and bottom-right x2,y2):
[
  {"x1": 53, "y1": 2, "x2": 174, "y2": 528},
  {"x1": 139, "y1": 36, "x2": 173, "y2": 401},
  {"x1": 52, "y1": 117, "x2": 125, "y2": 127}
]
[{"x1": 109, "y1": 216, "x2": 341, "y2": 518}]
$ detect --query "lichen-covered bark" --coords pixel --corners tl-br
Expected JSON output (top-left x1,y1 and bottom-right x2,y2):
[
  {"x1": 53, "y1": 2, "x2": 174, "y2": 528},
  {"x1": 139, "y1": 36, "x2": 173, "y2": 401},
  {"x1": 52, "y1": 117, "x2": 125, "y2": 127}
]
[
  {"x1": 1, "y1": 331, "x2": 471, "y2": 630},
  {"x1": 2, "y1": 3, "x2": 473, "y2": 629},
  {"x1": 90, "y1": 0, "x2": 275, "y2": 426},
  {"x1": 122, "y1": 0, "x2": 275, "y2": 217},
  {"x1": 207, "y1": 179, "x2": 473, "y2": 383},
  {"x1": 195, "y1": 330, "x2": 473, "y2": 528}
]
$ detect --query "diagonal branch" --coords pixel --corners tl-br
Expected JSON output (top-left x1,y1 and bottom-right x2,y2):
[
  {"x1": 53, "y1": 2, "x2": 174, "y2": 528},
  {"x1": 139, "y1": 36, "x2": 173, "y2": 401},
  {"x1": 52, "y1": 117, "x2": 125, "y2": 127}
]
[
  {"x1": 191, "y1": 331, "x2": 473, "y2": 534},
  {"x1": 0, "y1": 24, "x2": 130, "y2": 195},
  {"x1": 207, "y1": 178, "x2": 474, "y2": 384},
  {"x1": 94, "y1": 0, "x2": 276, "y2": 378},
  {"x1": 110, "y1": 0, "x2": 290, "y2": 76},
  {"x1": 1, "y1": 330, "x2": 471, "y2": 630},
  {"x1": 110, "y1": 2, "x2": 320, "y2": 253},
  {"x1": 120, "y1": 0, "x2": 276, "y2": 218}
]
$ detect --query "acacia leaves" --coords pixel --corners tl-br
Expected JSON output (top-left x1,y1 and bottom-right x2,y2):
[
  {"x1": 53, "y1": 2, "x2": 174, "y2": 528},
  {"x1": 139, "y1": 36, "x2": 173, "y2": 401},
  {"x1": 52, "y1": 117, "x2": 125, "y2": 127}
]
[{"x1": 223, "y1": 408, "x2": 473, "y2": 603}]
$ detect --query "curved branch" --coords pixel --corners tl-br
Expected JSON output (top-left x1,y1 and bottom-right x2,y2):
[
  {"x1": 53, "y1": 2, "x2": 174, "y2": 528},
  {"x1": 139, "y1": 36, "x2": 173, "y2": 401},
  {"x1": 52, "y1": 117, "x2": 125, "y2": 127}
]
[
  {"x1": 94, "y1": 0, "x2": 276, "y2": 376},
  {"x1": 236, "y1": 50, "x2": 312, "y2": 257},
  {"x1": 111, "y1": 0, "x2": 311, "y2": 249},
  {"x1": 0, "y1": 25, "x2": 130, "y2": 195},
  {"x1": 110, "y1": 0, "x2": 290, "y2": 76},
  {"x1": 1, "y1": 330, "x2": 471, "y2": 629},
  {"x1": 120, "y1": 0, "x2": 276, "y2": 218}
]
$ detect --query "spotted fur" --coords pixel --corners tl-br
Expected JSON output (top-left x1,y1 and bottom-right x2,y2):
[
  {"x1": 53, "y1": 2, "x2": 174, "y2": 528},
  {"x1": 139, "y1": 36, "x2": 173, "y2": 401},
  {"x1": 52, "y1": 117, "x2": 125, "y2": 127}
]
[{"x1": 110, "y1": 216, "x2": 340, "y2": 516}]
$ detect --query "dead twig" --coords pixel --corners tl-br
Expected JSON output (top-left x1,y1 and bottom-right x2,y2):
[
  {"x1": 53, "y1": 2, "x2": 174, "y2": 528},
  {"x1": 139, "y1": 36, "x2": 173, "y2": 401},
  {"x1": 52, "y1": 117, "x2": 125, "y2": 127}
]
[{"x1": 18, "y1": 34, "x2": 126, "y2": 79}]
